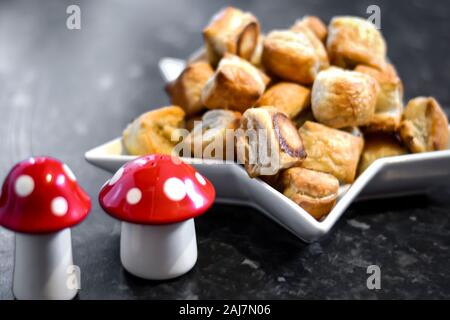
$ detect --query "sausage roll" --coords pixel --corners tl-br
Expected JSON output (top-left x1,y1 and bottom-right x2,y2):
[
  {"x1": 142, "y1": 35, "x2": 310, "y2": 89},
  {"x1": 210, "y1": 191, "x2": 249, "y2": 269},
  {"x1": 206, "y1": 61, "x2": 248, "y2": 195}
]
[
  {"x1": 291, "y1": 16, "x2": 328, "y2": 43},
  {"x1": 311, "y1": 67, "x2": 378, "y2": 128},
  {"x1": 123, "y1": 106, "x2": 185, "y2": 156},
  {"x1": 262, "y1": 30, "x2": 329, "y2": 85},
  {"x1": 166, "y1": 62, "x2": 214, "y2": 116},
  {"x1": 355, "y1": 63, "x2": 403, "y2": 132},
  {"x1": 281, "y1": 167, "x2": 339, "y2": 220},
  {"x1": 203, "y1": 7, "x2": 260, "y2": 66},
  {"x1": 201, "y1": 54, "x2": 269, "y2": 113},
  {"x1": 327, "y1": 16, "x2": 387, "y2": 69},
  {"x1": 257, "y1": 82, "x2": 311, "y2": 119},
  {"x1": 183, "y1": 109, "x2": 241, "y2": 159},
  {"x1": 399, "y1": 97, "x2": 449, "y2": 153},
  {"x1": 299, "y1": 121, "x2": 364, "y2": 183},
  {"x1": 357, "y1": 133, "x2": 407, "y2": 175},
  {"x1": 237, "y1": 107, "x2": 306, "y2": 177}
]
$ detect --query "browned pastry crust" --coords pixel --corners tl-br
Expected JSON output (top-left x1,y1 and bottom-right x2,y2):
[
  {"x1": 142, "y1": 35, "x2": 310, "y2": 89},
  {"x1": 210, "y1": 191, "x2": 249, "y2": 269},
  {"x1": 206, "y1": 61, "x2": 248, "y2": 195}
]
[
  {"x1": 355, "y1": 63, "x2": 403, "y2": 132},
  {"x1": 399, "y1": 97, "x2": 449, "y2": 153},
  {"x1": 237, "y1": 107, "x2": 306, "y2": 177},
  {"x1": 311, "y1": 67, "x2": 378, "y2": 128},
  {"x1": 327, "y1": 16, "x2": 387, "y2": 69},
  {"x1": 166, "y1": 62, "x2": 214, "y2": 117},
  {"x1": 203, "y1": 7, "x2": 260, "y2": 66},
  {"x1": 123, "y1": 106, "x2": 186, "y2": 156},
  {"x1": 291, "y1": 16, "x2": 328, "y2": 42},
  {"x1": 281, "y1": 167, "x2": 339, "y2": 220},
  {"x1": 299, "y1": 121, "x2": 364, "y2": 183},
  {"x1": 257, "y1": 82, "x2": 311, "y2": 119},
  {"x1": 201, "y1": 54, "x2": 269, "y2": 113},
  {"x1": 262, "y1": 30, "x2": 329, "y2": 85},
  {"x1": 357, "y1": 133, "x2": 407, "y2": 175},
  {"x1": 183, "y1": 109, "x2": 241, "y2": 160}
]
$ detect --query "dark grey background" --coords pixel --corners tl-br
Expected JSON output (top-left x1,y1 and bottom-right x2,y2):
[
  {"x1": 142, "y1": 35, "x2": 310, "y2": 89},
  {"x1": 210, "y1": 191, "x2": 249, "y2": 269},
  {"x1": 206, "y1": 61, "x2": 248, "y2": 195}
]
[{"x1": 0, "y1": 0, "x2": 449, "y2": 299}]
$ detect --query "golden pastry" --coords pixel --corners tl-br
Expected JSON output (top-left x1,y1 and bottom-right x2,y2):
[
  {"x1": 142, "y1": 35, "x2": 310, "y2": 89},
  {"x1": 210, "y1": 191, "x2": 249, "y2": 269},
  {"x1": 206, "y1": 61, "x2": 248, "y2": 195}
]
[
  {"x1": 201, "y1": 54, "x2": 269, "y2": 113},
  {"x1": 123, "y1": 106, "x2": 185, "y2": 156},
  {"x1": 311, "y1": 67, "x2": 378, "y2": 128},
  {"x1": 399, "y1": 97, "x2": 449, "y2": 153},
  {"x1": 327, "y1": 16, "x2": 387, "y2": 69},
  {"x1": 237, "y1": 107, "x2": 306, "y2": 177},
  {"x1": 203, "y1": 7, "x2": 260, "y2": 66},
  {"x1": 357, "y1": 133, "x2": 407, "y2": 175},
  {"x1": 183, "y1": 109, "x2": 241, "y2": 160},
  {"x1": 257, "y1": 82, "x2": 311, "y2": 119},
  {"x1": 166, "y1": 62, "x2": 214, "y2": 117},
  {"x1": 281, "y1": 167, "x2": 339, "y2": 220},
  {"x1": 291, "y1": 16, "x2": 328, "y2": 42},
  {"x1": 299, "y1": 121, "x2": 364, "y2": 183},
  {"x1": 262, "y1": 30, "x2": 329, "y2": 85},
  {"x1": 355, "y1": 63, "x2": 403, "y2": 132}
]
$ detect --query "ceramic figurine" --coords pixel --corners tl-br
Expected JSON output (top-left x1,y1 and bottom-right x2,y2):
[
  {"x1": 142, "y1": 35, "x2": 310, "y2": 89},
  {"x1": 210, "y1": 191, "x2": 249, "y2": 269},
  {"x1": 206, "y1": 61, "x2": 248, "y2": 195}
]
[
  {"x1": 0, "y1": 157, "x2": 91, "y2": 300},
  {"x1": 98, "y1": 154, "x2": 215, "y2": 280}
]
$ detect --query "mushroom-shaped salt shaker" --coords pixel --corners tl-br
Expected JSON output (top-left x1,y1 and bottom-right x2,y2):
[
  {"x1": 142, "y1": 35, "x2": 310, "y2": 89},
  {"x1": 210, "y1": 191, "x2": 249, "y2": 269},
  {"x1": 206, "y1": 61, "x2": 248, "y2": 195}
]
[
  {"x1": 0, "y1": 157, "x2": 91, "y2": 300},
  {"x1": 99, "y1": 154, "x2": 215, "y2": 280}
]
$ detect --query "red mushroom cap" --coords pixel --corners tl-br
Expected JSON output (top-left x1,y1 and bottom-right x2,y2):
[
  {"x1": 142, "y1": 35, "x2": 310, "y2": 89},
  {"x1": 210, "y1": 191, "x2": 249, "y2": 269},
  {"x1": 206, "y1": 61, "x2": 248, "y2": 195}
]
[
  {"x1": 0, "y1": 157, "x2": 91, "y2": 234},
  {"x1": 98, "y1": 155, "x2": 215, "y2": 225}
]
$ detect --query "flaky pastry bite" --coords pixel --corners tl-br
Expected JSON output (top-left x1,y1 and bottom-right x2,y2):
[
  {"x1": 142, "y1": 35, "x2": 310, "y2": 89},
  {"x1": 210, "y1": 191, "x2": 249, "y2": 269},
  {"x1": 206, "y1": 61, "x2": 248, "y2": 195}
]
[
  {"x1": 357, "y1": 133, "x2": 407, "y2": 175},
  {"x1": 262, "y1": 30, "x2": 329, "y2": 85},
  {"x1": 355, "y1": 63, "x2": 403, "y2": 132},
  {"x1": 203, "y1": 7, "x2": 260, "y2": 66},
  {"x1": 123, "y1": 106, "x2": 185, "y2": 156},
  {"x1": 399, "y1": 97, "x2": 449, "y2": 153},
  {"x1": 291, "y1": 16, "x2": 328, "y2": 42},
  {"x1": 166, "y1": 62, "x2": 214, "y2": 117},
  {"x1": 183, "y1": 109, "x2": 241, "y2": 160},
  {"x1": 327, "y1": 16, "x2": 387, "y2": 69},
  {"x1": 237, "y1": 107, "x2": 306, "y2": 177},
  {"x1": 299, "y1": 121, "x2": 364, "y2": 184},
  {"x1": 311, "y1": 67, "x2": 378, "y2": 128},
  {"x1": 201, "y1": 54, "x2": 269, "y2": 113},
  {"x1": 257, "y1": 82, "x2": 311, "y2": 119},
  {"x1": 281, "y1": 167, "x2": 339, "y2": 220}
]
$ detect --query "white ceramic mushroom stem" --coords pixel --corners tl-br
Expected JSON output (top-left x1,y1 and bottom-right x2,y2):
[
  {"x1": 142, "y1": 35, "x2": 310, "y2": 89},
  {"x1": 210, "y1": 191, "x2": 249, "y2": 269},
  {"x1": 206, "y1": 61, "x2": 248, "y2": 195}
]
[
  {"x1": 13, "y1": 228, "x2": 78, "y2": 300},
  {"x1": 120, "y1": 219, "x2": 198, "y2": 280}
]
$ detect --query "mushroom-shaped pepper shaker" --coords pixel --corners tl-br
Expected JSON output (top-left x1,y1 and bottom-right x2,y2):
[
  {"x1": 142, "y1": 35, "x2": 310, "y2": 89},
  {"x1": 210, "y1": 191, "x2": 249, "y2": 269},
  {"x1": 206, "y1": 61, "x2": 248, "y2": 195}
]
[
  {"x1": 0, "y1": 157, "x2": 91, "y2": 300},
  {"x1": 99, "y1": 154, "x2": 215, "y2": 280}
]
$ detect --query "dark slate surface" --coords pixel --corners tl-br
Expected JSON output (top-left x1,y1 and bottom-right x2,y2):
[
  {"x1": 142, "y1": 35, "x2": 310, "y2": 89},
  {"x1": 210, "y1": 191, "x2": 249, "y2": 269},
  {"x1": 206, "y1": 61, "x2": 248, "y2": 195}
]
[{"x1": 0, "y1": 0, "x2": 449, "y2": 299}]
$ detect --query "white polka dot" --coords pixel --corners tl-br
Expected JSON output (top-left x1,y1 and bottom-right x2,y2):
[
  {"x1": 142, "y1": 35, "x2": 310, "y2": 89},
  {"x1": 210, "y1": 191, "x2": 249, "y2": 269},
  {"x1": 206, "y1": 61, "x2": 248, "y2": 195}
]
[
  {"x1": 109, "y1": 167, "x2": 124, "y2": 185},
  {"x1": 163, "y1": 177, "x2": 186, "y2": 201},
  {"x1": 63, "y1": 164, "x2": 77, "y2": 181},
  {"x1": 126, "y1": 188, "x2": 142, "y2": 205},
  {"x1": 195, "y1": 172, "x2": 206, "y2": 186},
  {"x1": 14, "y1": 175, "x2": 35, "y2": 197},
  {"x1": 51, "y1": 197, "x2": 68, "y2": 216}
]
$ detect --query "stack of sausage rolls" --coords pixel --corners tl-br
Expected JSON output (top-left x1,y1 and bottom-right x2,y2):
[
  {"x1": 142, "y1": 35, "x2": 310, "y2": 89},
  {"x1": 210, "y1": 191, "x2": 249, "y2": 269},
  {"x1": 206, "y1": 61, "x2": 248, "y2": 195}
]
[{"x1": 122, "y1": 7, "x2": 449, "y2": 221}]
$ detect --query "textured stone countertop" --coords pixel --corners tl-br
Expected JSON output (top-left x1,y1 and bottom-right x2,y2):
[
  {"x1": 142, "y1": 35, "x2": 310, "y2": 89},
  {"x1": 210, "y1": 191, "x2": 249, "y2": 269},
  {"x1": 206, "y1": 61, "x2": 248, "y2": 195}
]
[{"x1": 0, "y1": 0, "x2": 449, "y2": 299}]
